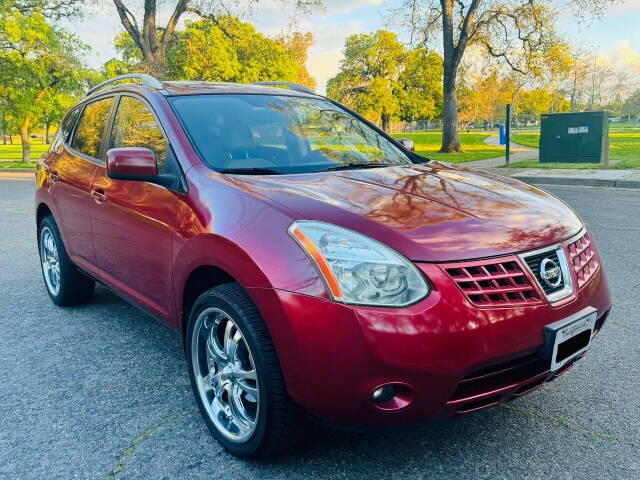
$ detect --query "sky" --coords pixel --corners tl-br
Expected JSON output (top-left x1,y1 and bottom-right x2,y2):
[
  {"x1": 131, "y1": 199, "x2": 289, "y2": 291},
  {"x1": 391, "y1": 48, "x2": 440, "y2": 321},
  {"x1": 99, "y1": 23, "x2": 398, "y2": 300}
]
[{"x1": 62, "y1": 0, "x2": 640, "y2": 94}]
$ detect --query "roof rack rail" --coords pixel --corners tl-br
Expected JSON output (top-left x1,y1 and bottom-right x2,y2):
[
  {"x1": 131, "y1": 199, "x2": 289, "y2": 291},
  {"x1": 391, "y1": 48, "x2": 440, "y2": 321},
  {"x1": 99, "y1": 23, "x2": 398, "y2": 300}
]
[
  {"x1": 84, "y1": 74, "x2": 163, "y2": 98},
  {"x1": 252, "y1": 81, "x2": 315, "y2": 94}
]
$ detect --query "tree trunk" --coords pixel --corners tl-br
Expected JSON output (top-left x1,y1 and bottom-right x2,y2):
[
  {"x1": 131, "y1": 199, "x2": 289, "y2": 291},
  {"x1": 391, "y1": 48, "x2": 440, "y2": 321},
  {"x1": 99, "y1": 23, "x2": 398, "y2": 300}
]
[
  {"x1": 440, "y1": 67, "x2": 461, "y2": 152},
  {"x1": 141, "y1": 48, "x2": 166, "y2": 78},
  {"x1": 381, "y1": 113, "x2": 390, "y2": 132},
  {"x1": 20, "y1": 118, "x2": 31, "y2": 164},
  {"x1": 45, "y1": 121, "x2": 50, "y2": 144}
]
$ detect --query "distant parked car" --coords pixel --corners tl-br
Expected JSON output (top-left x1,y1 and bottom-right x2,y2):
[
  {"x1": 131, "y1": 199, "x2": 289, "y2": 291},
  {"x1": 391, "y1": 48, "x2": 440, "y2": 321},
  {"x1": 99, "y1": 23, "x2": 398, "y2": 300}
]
[{"x1": 35, "y1": 74, "x2": 611, "y2": 458}]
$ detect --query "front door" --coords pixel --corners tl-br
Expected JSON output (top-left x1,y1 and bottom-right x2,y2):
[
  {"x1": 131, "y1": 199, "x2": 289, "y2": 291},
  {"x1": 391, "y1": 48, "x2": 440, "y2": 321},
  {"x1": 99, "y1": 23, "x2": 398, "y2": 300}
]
[{"x1": 90, "y1": 94, "x2": 177, "y2": 322}]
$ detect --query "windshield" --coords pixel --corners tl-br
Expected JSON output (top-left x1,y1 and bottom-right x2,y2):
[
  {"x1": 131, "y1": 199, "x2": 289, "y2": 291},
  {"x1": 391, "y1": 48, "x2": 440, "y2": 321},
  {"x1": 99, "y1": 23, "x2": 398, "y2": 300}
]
[{"x1": 168, "y1": 94, "x2": 415, "y2": 174}]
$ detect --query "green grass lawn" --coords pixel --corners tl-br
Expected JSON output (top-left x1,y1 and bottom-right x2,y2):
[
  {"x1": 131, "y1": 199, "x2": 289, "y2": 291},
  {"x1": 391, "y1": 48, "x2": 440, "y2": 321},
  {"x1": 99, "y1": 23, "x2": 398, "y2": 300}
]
[
  {"x1": 391, "y1": 132, "x2": 503, "y2": 163},
  {"x1": 2, "y1": 132, "x2": 503, "y2": 167},
  {"x1": 511, "y1": 132, "x2": 540, "y2": 148},
  {"x1": 509, "y1": 127, "x2": 640, "y2": 169},
  {"x1": 0, "y1": 142, "x2": 49, "y2": 162},
  {"x1": 0, "y1": 161, "x2": 37, "y2": 169}
]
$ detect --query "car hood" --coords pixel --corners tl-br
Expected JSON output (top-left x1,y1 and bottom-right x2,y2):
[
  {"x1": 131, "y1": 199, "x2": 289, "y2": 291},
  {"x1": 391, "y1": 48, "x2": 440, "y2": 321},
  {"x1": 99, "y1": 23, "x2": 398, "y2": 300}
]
[{"x1": 229, "y1": 162, "x2": 583, "y2": 262}]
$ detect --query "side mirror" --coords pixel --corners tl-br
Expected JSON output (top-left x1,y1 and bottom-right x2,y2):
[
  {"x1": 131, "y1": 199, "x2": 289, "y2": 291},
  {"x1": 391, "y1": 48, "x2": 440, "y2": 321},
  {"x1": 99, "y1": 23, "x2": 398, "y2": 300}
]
[
  {"x1": 397, "y1": 138, "x2": 415, "y2": 152},
  {"x1": 106, "y1": 147, "x2": 158, "y2": 180}
]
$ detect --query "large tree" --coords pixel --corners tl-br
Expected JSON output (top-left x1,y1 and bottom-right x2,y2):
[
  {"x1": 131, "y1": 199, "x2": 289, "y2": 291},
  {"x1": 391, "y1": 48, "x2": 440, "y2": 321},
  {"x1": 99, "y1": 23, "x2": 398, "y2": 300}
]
[
  {"x1": 109, "y1": 0, "x2": 320, "y2": 79},
  {"x1": 395, "y1": 0, "x2": 609, "y2": 153},
  {"x1": 327, "y1": 31, "x2": 405, "y2": 131},
  {"x1": 105, "y1": 16, "x2": 316, "y2": 88},
  {"x1": 327, "y1": 30, "x2": 442, "y2": 131},
  {"x1": 0, "y1": 6, "x2": 85, "y2": 162}
]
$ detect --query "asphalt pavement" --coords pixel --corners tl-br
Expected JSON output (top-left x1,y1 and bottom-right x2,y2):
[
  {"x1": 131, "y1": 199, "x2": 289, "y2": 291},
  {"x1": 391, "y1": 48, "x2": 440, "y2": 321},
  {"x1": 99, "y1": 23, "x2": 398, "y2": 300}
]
[{"x1": 0, "y1": 177, "x2": 638, "y2": 480}]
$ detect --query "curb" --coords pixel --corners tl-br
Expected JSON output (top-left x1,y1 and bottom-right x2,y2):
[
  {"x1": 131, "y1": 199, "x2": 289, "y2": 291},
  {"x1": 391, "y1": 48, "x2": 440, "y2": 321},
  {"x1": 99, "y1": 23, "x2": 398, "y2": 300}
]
[{"x1": 510, "y1": 175, "x2": 640, "y2": 190}]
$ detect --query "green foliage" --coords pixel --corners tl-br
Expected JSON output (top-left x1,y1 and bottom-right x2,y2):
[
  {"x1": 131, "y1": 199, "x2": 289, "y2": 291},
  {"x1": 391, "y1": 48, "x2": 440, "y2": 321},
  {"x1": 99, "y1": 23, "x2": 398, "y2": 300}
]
[
  {"x1": 518, "y1": 89, "x2": 570, "y2": 120},
  {"x1": 398, "y1": 48, "x2": 443, "y2": 121},
  {"x1": 105, "y1": 16, "x2": 316, "y2": 89},
  {"x1": 0, "y1": 6, "x2": 87, "y2": 158},
  {"x1": 171, "y1": 17, "x2": 306, "y2": 84},
  {"x1": 327, "y1": 30, "x2": 442, "y2": 130}
]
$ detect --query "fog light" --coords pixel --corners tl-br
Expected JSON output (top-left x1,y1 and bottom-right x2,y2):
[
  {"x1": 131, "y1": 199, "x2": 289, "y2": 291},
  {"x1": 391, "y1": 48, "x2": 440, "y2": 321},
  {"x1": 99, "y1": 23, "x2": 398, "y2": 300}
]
[{"x1": 371, "y1": 385, "x2": 396, "y2": 405}]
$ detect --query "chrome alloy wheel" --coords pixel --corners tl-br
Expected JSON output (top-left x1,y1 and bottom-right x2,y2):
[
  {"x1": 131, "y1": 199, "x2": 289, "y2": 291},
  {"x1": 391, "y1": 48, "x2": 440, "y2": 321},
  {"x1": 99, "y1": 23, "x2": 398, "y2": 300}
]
[
  {"x1": 191, "y1": 307, "x2": 260, "y2": 443},
  {"x1": 40, "y1": 226, "x2": 60, "y2": 296}
]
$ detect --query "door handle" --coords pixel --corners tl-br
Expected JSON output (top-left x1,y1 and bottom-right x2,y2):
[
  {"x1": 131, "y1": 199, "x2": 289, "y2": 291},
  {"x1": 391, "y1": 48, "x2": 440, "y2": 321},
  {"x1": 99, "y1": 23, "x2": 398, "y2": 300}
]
[{"x1": 91, "y1": 189, "x2": 108, "y2": 204}]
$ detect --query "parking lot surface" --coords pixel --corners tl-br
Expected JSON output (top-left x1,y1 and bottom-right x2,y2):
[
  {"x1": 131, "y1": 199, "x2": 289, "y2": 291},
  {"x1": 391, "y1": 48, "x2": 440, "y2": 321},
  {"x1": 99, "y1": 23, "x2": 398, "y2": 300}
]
[{"x1": 1, "y1": 177, "x2": 638, "y2": 479}]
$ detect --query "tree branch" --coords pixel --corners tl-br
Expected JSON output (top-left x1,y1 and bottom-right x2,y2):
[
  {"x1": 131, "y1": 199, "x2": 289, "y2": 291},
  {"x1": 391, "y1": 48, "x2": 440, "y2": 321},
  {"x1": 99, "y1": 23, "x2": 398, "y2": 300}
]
[
  {"x1": 112, "y1": 0, "x2": 144, "y2": 53},
  {"x1": 162, "y1": 0, "x2": 189, "y2": 48},
  {"x1": 453, "y1": 0, "x2": 481, "y2": 66},
  {"x1": 185, "y1": 7, "x2": 234, "y2": 38}
]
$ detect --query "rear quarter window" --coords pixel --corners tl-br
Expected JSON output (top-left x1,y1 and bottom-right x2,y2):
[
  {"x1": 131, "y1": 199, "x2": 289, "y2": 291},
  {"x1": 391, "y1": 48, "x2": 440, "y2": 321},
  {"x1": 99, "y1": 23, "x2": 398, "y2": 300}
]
[{"x1": 72, "y1": 97, "x2": 114, "y2": 159}]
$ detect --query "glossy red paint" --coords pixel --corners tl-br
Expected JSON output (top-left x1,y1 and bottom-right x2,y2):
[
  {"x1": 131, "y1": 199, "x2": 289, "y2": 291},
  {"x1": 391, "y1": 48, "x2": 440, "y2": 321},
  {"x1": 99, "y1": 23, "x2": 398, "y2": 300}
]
[
  {"x1": 106, "y1": 147, "x2": 158, "y2": 178},
  {"x1": 35, "y1": 81, "x2": 612, "y2": 428}
]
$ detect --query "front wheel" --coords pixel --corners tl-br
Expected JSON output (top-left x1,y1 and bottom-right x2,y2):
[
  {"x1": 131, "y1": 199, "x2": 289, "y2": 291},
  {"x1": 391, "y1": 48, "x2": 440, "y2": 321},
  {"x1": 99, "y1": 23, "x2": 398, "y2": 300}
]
[{"x1": 186, "y1": 283, "x2": 299, "y2": 458}]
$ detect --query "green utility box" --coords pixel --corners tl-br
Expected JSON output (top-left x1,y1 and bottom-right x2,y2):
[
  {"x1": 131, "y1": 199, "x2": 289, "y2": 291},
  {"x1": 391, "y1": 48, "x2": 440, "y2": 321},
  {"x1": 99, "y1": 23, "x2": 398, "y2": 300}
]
[{"x1": 539, "y1": 111, "x2": 609, "y2": 163}]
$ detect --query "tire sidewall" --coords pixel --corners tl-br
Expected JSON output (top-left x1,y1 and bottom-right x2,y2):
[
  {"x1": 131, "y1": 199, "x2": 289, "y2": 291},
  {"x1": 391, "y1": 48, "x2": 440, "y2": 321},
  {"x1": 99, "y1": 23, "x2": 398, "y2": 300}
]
[
  {"x1": 186, "y1": 289, "x2": 271, "y2": 458},
  {"x1": 38, "y1": 216, "x2": 64, "y2": 304}
]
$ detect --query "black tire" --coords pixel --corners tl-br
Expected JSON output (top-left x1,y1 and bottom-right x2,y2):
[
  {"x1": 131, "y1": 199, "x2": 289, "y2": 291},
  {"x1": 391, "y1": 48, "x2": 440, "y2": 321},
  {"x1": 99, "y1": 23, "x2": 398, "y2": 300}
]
[
  {"x1": 186, "y1": 283, "x2": 299, "y2": 458},
  {"x1": 38, "y1": 215, "x2": 95, "y2": 306}
]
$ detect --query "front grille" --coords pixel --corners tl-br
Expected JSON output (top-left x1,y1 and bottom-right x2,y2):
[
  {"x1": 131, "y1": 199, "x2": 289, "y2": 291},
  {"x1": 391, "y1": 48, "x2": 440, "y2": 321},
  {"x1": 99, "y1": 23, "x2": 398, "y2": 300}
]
[
  {"x1": 441, "y1": 257, "x2": 542, "y2": 307},
  {"x1": 567, "y1": 232, "x2": 599, "y2": 289},
  {"x1": 522, "y1": 249, "x2": 566, "y2": 295}
]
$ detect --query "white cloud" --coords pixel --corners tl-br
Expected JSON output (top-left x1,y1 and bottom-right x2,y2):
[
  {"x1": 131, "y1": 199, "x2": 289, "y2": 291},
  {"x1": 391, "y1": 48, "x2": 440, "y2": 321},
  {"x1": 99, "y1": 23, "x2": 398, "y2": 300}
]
[
  {"x1": 612, "y1": 39, "x2": 640, "y2": 70},
  {"x1": 608, "y1": 0, "x2": 640, "y2": 13},
  {"x1": 61, "y1": 5, "x2": 122, "y2": 68}
]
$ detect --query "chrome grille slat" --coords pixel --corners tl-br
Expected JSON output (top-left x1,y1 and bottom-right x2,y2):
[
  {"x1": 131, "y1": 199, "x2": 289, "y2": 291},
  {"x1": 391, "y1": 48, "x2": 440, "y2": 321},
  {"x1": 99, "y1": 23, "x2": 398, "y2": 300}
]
[
  {"x1": 441, "y1": 257, "x2": 542, "y2": 307},
  {"x1": 567, "y1": 232, "x2": 599, "y2": 289}
]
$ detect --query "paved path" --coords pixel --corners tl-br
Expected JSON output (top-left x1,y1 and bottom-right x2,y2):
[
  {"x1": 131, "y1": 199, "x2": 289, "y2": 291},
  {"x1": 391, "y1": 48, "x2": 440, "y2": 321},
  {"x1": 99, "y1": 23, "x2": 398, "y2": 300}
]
[
  {"x1": 463, "y1": 135, "x2": 538, "y2": 168},
  {"x1": 1, "y1": 178, "x2": 639, "y2": 479}
]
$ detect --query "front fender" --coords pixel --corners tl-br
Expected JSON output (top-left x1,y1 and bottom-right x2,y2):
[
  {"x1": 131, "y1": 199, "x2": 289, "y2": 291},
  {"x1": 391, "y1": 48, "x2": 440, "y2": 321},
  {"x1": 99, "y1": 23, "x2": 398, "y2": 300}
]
[{"x1": 173, "y1": 166, "x2": 330, "y2": 327}]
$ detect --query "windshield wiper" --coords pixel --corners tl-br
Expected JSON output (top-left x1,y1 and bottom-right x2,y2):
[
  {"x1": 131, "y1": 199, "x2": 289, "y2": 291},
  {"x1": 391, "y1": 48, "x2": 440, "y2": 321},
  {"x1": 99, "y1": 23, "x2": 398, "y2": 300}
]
[
  {"x1": 318, "y1": 163, "x2": 392, "y2": 172},
  {"x1": 218, "y1": 167, "x2": 282, "y2": 175}
]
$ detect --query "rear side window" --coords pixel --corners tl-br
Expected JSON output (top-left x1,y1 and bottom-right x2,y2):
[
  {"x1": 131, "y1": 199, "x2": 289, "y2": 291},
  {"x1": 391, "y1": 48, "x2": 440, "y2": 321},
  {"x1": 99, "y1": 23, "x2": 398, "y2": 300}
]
[
  {"x1": 72, "y1": 97, "x2": 114, "y2": 159},
  {"x1": 60, "y1": 107, "x2": 81, "y2": 143},
  {"x1": 108, "y1": 96, "x2": 167, "y2": 172}
]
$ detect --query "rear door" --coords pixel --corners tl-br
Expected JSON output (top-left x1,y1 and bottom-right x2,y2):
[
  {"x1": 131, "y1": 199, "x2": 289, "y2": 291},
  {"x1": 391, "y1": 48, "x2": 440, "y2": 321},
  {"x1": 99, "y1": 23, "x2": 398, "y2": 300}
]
[
  {"x1": 49, "y1": 97, "x2": 115, "y2": 273},
  {"x1": 90, "y1": 94, "x2": 178, "y2": 323}
]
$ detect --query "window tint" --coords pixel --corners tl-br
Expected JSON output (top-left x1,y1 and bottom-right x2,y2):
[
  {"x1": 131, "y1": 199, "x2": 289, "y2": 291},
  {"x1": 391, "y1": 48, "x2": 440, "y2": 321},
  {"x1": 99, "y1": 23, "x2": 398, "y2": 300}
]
[
  {"x1": 60, "y1": 107, "x2": 81, "y2": 143},
  {"x1": 72, "y1": 97, "x2": 114, "y2": 159},
  {"x1": 109, "y1": 96, "x2": 167, "y2": 171},
  {"x1": 168, "y1": 94, "x2": 412, "y2": 174}
]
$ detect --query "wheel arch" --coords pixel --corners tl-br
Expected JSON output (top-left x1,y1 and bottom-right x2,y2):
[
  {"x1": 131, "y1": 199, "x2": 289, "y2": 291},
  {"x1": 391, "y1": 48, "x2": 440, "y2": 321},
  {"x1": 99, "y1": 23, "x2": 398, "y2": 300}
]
[
  {"x1": 175, "y1": 234, "x2": 276, "y2": 341},
  {"x1": 36, "y1": 202, "x2": 53, "y2": 229},
  {"x1": 180, "y1": 264, "x2": 237, "y2": 342}
]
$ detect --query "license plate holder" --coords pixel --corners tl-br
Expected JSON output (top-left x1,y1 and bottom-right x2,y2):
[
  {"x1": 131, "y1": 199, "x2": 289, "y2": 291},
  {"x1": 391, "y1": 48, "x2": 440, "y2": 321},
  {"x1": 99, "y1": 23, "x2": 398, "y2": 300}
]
[{"x1": 544, "y1": 307, "x2": 597, "y2": 371}]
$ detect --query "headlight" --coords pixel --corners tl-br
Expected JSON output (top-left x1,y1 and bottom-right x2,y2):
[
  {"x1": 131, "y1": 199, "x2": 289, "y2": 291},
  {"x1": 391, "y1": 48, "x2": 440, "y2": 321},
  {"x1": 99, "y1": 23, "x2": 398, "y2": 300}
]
[{"x1": 288, "y1": 220, "x2": 429, "y2": 306}]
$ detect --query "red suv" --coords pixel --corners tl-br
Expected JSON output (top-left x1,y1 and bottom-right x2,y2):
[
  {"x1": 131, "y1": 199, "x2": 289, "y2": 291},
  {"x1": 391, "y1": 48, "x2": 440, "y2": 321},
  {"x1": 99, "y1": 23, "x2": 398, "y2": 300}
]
[{"x1": 36, "y1": 74, "x2": 611, "y2": 458}]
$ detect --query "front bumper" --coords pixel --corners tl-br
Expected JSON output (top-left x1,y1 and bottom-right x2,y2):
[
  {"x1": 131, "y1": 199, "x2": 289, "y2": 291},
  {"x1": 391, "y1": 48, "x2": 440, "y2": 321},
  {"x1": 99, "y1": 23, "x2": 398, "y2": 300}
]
[{"x1": 249, "y1": 244, "x2": 611, "y2": 428}]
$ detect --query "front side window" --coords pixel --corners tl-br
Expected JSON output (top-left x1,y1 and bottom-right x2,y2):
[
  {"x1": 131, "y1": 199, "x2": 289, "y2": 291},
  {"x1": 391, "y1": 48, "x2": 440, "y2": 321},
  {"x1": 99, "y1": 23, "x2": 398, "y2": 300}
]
[
  {"x1": 72, "y1": 97, "x2": 114, "y2": 159},
  {"x1": 109, "y1": 96, "x2": 167, "y2": 171},
  {"x1": 169, "y1": 94, "x2": 414, "y2": 174}
]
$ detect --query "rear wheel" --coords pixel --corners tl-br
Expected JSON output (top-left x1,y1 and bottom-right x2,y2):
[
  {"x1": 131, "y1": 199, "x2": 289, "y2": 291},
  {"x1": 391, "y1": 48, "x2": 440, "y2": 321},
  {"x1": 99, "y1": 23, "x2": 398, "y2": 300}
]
[
  {"x1": 38, "y1": 215, "x2": 95, "y2": 306},
  {"x1": 186, "y1": 283, "x2": 299, "y2": 458}
]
